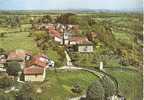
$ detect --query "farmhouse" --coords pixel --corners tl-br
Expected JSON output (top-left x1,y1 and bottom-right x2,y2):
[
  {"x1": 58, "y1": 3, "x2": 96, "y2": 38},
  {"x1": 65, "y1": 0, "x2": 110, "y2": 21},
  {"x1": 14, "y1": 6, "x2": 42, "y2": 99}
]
[
  {"x1": 55, "y1": 23, "x2": 66, "y2": 33},
  {"x1": 23, "y1": 65, "x2": 46, "y2": 82},
  {"x1": 63, "y1": 31, "x2": 71, "y2": 45},
  {"x1": 48, "y1": 30, "x2": 62, "y2": 44},
  {"x1": 69, "y1": 36, "x2": 93, "y2": 52},
  {"x1": 7, "y1": 49, "x2": 31, "y2": 61},
  {"x1": 7, "y1": 49, "x2": 32, "y2": 69},
  {"x1": 28, "y1": 54, "x2": 54, "y2": 69},
  {"x1": 23, "y1": 54, "x2": 54, "y2": 82},
  {"x1": 29, "y1": 55, "x2": 49, "y2": 68}
]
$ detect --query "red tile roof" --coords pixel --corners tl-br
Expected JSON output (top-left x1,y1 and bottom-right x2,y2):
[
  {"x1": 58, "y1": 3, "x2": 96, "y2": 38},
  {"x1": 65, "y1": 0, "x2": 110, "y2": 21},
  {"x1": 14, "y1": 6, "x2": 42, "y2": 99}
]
[
  {"x1": 47, "y1": 26, "x2": 55, "y2": 31},
  {"x1": 7, "y1": 50, "x2": 31, "y2": 60},
  {"x1": 70, "y1": 36, "x2": 92, "y2": 45},
  {"x1": 48, "y1": 30, "x2": 61, "y2": 38},
  {"x1": 29, "y1": 55, "x2": 48, "y2": 68},
  {"x1": 24, "y1": 65, "x2": 44, "y2": 75}
]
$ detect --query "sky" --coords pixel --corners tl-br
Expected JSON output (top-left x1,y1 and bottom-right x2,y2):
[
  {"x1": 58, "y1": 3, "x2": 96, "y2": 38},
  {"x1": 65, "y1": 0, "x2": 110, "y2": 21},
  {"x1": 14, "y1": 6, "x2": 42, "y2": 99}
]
[{"x1": 0, "y1": 0, "x2": 143, "y2": 11}]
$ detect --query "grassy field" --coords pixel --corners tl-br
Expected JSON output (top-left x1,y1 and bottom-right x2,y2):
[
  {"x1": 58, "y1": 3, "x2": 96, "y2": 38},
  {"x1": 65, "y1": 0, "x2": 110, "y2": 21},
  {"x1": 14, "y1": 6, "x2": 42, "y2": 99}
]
[
  {"x1": 35, "y1": 70, "x2": 97, "y2": 100},
  {"x1": 106, "y1": 69, "x2": 142, "y2": 100},
  {"x1": 0, "y1": 27, "x2": 20, "y2": 33},
  {"x1": 0, "y1": 31, "x2": 40, "y2": 54}
]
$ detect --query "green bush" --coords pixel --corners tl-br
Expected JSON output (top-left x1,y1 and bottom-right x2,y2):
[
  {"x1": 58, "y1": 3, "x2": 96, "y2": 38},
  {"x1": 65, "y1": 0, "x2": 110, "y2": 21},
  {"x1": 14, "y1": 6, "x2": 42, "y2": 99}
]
[
  {"x1": 100, "y1": 76, "x2": 116, "y2": 98},
  {"x1": 6, "y1": 61, "x2": 21, "y2": 76},
  {"x1": 86, "y1": 80, "x2": 105, "y2": 100},
  {"x1": 0, "y1": 75, "x2": 14, "y2": 89}
]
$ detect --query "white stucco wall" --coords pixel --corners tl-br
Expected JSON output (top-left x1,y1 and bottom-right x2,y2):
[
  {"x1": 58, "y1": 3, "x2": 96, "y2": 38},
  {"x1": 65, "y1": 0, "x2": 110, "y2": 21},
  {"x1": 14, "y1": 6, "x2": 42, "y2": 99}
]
[
  {"x1": 54, "y1": 37, "x2": 62, "y2": 43},
  {"x1": 24, "y1": 69, "x2": 46, "y2": 82},
  {"x1": 78, "y1": 45, "x2": 93, "y2": 52},
  {"x1": 69, "y1": 41, "x2": 76, "y2": 45},
  {"x1": 64, "y1": 39, "x2": 69, "y2": 45}
]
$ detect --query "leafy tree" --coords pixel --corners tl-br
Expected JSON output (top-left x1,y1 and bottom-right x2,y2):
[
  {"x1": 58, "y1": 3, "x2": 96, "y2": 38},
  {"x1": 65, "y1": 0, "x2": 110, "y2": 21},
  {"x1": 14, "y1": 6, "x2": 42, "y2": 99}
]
[
  {"x1": 16, "y1": 82, "x2": 37, "y2": 100},
  {"x1": 68, "y1": 16, "x2": 80, "y2": 24},
  {"x1": 100, "y1": 76, "x2": 116, "y2": 98},
  {"x1": 71, "y1": 83, "x2": 82, "y2": 94},
  {"x1": 7, "y1": 16, "x2": 21, "y2": 27},
  {"x1": 42, "y1": 15, "x2": 52, "y2": 23},
  {"x1": 0, "y1": 75, "x2": 14, "y2": 89},
  {"x1": 0, "y1": 48, "x2": 6, "y2": 55},
  {"x1": 56, "y1": 13, "x2": 76, "y2": 24},
  {"x1": 0, "y1": 92, "x2": 15, "y2": 100},
  {"x1": 87, "y1": 17, "x2": 96, "y2": 26},
  {"x1": 6, "y1": 61, "x2": 21, "y2": 76},
  {"x1": 86, "y1": 80, "x2": 105, "y2": 100},
  {"x1": 32, "y1": 31, "x2": 48, "y2": 41},
  {"x1": 0, "y1": 32, "x2": 5, "y2": 38}
]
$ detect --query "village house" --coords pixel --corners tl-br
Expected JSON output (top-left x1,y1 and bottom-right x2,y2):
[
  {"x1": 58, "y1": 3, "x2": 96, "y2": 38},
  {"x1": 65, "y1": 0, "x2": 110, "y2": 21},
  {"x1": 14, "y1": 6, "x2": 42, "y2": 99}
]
[
  {"x1": 55, "y1": 23, "x2": 66, "y2": 33},
  {"x1": 68, "y1": 36, "x2": 93, "y2": 52},
  {"x1": 28, "y1": 54, "x2": 54, "y2": 68},
  {"x1": 23, "y1": 65, "x2": 46, "y2": 82},
  {"x1": 63, "y1": 31, "x2": 72, "y2": 45},
  {"x1": 23, "y1": 54, "x2": 54, "y2": 82},
  {"x1": 48, "y1": 29, "x2": 63, "y2": 44},
  {"x1": 7, "y1": 49, "x2": 32, "y2": 69}
]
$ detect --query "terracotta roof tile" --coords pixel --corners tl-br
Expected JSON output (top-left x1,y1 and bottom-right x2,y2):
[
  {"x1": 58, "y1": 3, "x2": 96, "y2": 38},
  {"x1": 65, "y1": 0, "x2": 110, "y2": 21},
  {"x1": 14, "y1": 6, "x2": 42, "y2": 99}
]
[
  {"x1": 7, "y1": 50, "x2": 31, "y2": 60},
  {"x1": 48, "y1": 30, "x2": 61, "y2": 38},
  {"x1": 30, "y1": 55, "x2": 48, "y2": 68},
  {"x1": 24, "y1": 65, "x2": 44, "y2": 75}
]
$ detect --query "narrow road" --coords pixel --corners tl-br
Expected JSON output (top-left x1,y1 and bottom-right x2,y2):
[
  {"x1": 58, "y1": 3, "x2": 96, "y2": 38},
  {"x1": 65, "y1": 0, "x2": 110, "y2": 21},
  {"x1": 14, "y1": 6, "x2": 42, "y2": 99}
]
[
  {"x1": 64, "y1": 50, "x2": 73, "y2": 66},
  {"x1": 59, "y1": 50, "x2": 104, "y2": 78},
  {"x1": 58, "y1": 51, "x2": 119, "y2": 100}
]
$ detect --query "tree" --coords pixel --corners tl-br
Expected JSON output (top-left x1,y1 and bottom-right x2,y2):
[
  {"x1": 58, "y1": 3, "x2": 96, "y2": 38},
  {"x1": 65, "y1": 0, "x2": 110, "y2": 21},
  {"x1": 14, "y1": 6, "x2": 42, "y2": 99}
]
[
  {"x1": 6, "y1": 61, "x2": 21, "y2": 76},
  {"x1": 41, "y1": 15, "x2": 52, "y2": 23},
  {"x1": 68, "y1": 16, "x2": 79, "y2": 24},
  {"x1": 99, "y1": 76, "x2": 116, "y2": 98},
  {"x1": 0, "y1": 32, "x2": 5, "y2": 38},
  {"x1": 87, "y1": 17, "x2": 95, "y2": 26},
  {"x1": 16, "y1": 82, "x2": 37, "y2": 100},
  {"x1": 56, "y1": 13, "x2": 76, "y2": 24},
  {"x1": 32, "y1": 31, "x2": 47, "y2": 41},
  {"x1": 7, "y1": 16, "x2": 21, "y2": 27},
  {"x1": 0, "y1": 75, "x2": 14, "y2": 89},
  {"x1": 86, "y1": 80, "x2": 105, "y2": 100},
  {"x1": 71, "y1": 83, "x2": 82, "y2": 94},
  {"x1": 0, "y1": 48, "x2": 6, "y2": 55},
  {"x1": 0, "y1": 92, "x2": 15, "y2": 100}
]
